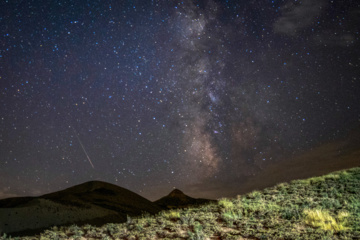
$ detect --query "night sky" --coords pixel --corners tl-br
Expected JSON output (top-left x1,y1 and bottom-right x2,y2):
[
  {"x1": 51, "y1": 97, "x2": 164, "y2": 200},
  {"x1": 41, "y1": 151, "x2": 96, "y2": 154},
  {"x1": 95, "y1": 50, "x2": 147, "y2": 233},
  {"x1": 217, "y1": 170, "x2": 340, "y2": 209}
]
[{"x1": 1, "y1": 0, "x2": 359, "y2": 201}]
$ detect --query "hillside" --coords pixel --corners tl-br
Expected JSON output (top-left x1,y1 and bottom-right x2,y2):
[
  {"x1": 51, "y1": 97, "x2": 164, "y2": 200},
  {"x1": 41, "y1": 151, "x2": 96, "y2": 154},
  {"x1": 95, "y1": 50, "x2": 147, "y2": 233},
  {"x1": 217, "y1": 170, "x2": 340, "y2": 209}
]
[
  {"x1": 42, "y1": 181, "x2": 161, "y2": 215},
  {"x1": 2, "y1": 167, "x2": 359, "y2": 239},
  {"x1": 0, "y1": 181, "x2": 161, "y2": 236},
  {"x1": 154, "y1": 189, "x2": 215, "y2": 209}
]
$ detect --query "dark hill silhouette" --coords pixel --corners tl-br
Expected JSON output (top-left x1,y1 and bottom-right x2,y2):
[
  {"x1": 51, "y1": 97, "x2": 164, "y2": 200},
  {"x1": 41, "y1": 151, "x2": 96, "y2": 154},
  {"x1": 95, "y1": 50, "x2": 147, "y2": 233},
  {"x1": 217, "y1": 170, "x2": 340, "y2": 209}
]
[
  {"x1": 154, "y1": 189, "x2": 214, "y2": 209},
  {"x1": 0, "y1": 181, "x2": 161, "y2": 236},
  {"x1": 42, "y1": 180, "x2": 161, "y2": 215}
]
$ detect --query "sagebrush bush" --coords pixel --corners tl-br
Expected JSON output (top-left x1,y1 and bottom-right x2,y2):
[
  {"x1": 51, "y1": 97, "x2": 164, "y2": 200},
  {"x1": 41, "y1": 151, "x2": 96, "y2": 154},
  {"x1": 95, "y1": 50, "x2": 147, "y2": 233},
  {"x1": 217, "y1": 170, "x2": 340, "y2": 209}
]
[{"x1": 303, "y1": 209, "x2": 348, "y2": 232}]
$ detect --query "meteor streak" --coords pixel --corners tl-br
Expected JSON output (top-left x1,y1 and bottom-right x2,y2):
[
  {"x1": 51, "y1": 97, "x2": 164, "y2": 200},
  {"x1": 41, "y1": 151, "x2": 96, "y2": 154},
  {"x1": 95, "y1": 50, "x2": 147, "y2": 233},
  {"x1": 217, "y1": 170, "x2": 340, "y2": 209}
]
[{"x1": 72, "y1": 127, "x2": 95, "y2": 169}]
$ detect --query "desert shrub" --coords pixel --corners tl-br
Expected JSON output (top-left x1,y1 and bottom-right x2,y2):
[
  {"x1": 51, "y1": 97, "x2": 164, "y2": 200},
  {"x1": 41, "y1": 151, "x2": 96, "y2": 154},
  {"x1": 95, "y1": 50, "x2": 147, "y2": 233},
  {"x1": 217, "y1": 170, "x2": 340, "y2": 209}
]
[
  {"x1": 221, "y1": 210, "x2": 242, "y2": 226},
  {"x1": 303, "y1": 209, "x2": 347, "y2": 232},
  {"x1": 247, "y1": 190, "x2": 262, "y2": 199},
  {"x1": 180, "y1": 212, "x2": 193, "y2": 225},
  {"x1": 218, "y1": 198, "x2": 234, "y2": 211},
  {"x1": 321, "y1": 197, "x2": 341, "y2": 209},
  {"x1": 188, "y1": 221, "x2": 206, "y2": 240},
  {"x1": 281, "y1": 205, "x2": 300, "y2": 220},
  {"x1": 163, "y1": 210, "x2": 181, "y2": 220},
  {"x1": 40, "y1": 230, "x2": 62, "y2": 240},
  {"x1": 104, "y1": 223, "x2": 121, "y2": 235},
  {"x1": 126, "y1": 215, "x2": 133, "y2": 224}
]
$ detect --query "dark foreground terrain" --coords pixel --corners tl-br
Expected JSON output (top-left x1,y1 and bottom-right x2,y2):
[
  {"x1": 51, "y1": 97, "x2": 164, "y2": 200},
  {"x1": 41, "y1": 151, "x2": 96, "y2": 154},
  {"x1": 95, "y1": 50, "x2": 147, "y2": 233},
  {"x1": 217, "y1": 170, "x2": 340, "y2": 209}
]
[{"x1": 1, "y1": 167, "x2": 359, "y2": 239}]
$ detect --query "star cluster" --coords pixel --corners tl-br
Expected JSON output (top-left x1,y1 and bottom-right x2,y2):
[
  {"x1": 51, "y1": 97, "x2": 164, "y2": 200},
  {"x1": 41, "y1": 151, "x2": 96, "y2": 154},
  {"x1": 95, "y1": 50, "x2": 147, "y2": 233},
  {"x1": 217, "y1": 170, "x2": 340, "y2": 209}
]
[{"x1": 1, "y1": 0, "x2": 359, "y2": 200}]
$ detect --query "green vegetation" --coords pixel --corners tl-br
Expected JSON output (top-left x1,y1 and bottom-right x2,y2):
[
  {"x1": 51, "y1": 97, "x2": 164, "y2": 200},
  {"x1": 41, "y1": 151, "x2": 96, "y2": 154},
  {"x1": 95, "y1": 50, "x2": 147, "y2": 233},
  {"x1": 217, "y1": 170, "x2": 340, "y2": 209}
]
[{"x1": 2, "y1": 167, "x2": 360, "y2": 239}]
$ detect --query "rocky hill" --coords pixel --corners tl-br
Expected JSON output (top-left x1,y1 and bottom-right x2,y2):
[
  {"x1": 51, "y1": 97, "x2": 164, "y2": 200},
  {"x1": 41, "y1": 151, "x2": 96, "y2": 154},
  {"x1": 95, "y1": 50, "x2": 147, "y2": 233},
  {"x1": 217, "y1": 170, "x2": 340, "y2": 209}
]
[{"x1": 154, "y1": 189, "x2": 214, "y2": 209}]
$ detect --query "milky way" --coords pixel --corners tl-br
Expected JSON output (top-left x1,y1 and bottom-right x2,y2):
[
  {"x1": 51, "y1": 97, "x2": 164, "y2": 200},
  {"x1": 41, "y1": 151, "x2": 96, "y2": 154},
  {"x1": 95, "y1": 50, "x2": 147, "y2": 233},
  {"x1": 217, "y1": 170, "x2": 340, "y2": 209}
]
[{"x1": 1, "y1": 0, "x2": 359, "y2": 200}]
